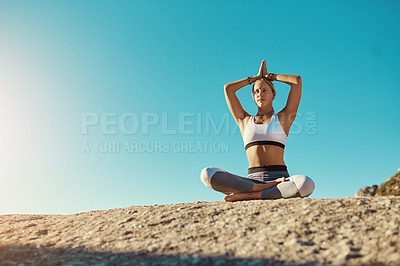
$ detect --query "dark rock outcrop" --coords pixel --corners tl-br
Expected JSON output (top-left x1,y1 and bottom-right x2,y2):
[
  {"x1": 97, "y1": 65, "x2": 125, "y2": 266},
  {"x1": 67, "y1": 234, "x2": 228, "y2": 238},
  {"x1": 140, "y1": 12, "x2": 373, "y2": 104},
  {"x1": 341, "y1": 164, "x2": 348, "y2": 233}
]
[{"x1": 355, "y1": 185, "x2": 378, "y2": 197}]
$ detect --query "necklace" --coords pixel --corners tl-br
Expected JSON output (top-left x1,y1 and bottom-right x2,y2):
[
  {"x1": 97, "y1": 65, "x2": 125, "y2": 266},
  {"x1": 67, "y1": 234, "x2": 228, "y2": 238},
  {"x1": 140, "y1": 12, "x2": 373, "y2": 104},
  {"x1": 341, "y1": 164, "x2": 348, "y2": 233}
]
[{"x1": 256, "y1": 110, "x2": 274, "y2": 123}]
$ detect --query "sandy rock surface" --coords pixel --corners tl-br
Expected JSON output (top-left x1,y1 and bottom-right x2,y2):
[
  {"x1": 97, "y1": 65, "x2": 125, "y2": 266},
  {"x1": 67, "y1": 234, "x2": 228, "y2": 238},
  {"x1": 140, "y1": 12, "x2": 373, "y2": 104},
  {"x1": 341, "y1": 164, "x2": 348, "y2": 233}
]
[{"x1": 1, "y1": 197, "x2": 400, "y2": 265}]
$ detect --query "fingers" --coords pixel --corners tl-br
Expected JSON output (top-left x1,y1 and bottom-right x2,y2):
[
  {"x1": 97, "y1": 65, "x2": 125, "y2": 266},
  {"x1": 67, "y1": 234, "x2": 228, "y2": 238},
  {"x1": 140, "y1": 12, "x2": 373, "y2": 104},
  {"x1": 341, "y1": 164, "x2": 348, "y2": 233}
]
[
  {"x1": 258, "y1": 60, "x2": 269, "y2": 78},
  {"x1": 263, "y1": 60, "x2": 268, "y2": 76},
  {"x1": 257, "y1": 61, "x2": 264, "y2": 77},
  {"x1": 259, "y1": 60, "x2": 267, "y2": 77}
]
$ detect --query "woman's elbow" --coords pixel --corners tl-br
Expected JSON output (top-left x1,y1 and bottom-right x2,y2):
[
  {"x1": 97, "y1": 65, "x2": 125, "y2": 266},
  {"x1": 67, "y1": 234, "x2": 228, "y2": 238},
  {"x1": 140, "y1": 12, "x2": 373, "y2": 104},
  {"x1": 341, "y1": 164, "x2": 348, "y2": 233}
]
[
  {"x1": 296, "y1": 76, "x2": 302, "y2": 85},
  {"x1": 224, "y1": 84, "x2": 232, "y2": 93}
]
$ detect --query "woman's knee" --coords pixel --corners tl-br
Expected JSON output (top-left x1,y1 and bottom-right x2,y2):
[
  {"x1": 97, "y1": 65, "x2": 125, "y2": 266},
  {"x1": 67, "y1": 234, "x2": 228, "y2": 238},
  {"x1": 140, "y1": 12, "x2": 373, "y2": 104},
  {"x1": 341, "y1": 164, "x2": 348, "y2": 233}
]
[
  {"x1": 200, "y1": 167, "x2": 226, "y2": 189},
  {"x1": 290, "y1": 175, "x2": 315, "y2": 197}
]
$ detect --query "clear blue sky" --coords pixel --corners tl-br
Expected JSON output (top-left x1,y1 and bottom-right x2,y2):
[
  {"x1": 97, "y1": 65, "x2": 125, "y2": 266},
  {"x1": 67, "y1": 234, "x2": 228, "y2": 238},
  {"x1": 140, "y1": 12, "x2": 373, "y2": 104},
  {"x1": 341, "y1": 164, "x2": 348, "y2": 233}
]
[{"x1": 1, "y1": 0, "x2": 399, "y2": 214}]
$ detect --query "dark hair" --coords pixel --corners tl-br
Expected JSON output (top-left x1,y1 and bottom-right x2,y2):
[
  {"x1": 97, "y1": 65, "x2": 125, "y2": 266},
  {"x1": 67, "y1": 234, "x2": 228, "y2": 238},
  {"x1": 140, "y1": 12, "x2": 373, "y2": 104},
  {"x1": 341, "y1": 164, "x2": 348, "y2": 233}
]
[{"x1": 252, "y1": 78, "x2": 276, "y2": 94}]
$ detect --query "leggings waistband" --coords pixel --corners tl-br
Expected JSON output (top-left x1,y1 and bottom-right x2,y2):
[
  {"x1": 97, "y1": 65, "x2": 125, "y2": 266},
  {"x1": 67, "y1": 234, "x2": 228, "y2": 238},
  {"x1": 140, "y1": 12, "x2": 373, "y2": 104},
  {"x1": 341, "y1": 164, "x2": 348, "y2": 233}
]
[{"x1": 248, "y1": 165, "x2": 288, "y2": 174}]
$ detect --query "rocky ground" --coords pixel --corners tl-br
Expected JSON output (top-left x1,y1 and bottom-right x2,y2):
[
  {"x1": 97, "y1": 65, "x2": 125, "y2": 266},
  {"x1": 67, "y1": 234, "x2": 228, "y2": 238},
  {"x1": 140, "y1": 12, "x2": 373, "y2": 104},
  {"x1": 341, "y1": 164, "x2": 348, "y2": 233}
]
[{"x1": 1, "y1": 197, "x2": 400, "y2": 265}]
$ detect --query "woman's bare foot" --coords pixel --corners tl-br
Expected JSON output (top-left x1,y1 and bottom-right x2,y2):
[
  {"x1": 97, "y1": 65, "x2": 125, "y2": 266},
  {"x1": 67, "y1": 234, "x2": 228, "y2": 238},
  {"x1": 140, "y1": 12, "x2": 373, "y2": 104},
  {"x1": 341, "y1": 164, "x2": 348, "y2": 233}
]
[
  {"x1": 224, "y1": 191, "x2": 262, "y2": 202},
  {"x1": 276, "y1": 177, "x2": 287, "y2": 183},
  {"x1": 251, "y1": 177, "x2": 287, "y2": 192}
]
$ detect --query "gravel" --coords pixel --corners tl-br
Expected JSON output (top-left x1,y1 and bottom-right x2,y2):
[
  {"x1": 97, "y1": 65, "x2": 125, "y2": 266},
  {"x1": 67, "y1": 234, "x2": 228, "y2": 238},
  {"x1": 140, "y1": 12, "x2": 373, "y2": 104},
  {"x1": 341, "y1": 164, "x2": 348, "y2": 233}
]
[{"x1": 1, "y1": 197, "x2": 399, "y2": 265}]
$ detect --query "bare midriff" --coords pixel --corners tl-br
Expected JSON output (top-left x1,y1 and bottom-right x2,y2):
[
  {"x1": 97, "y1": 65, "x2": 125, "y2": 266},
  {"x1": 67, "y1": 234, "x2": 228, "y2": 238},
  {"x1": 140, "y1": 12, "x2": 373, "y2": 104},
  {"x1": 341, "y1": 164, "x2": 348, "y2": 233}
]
[{"x1": 246, "y1": 145, "x2": 285, "y2": 167}]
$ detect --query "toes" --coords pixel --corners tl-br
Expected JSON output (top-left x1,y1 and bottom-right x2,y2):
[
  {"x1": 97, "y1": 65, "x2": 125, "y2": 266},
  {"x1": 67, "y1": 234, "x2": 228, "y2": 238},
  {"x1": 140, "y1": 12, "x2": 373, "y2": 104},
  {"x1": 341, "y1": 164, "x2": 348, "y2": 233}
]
[{"x1": 224, "y1": 193, "x2": 234, "y2": 202}]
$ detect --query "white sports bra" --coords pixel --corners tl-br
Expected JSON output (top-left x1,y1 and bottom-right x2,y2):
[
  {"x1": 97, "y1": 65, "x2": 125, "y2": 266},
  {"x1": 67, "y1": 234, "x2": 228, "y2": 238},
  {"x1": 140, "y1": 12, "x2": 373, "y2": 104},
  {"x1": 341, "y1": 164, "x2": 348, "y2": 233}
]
[{"x1": 242, "y1": 113, "x2": 287, "y2": 150}]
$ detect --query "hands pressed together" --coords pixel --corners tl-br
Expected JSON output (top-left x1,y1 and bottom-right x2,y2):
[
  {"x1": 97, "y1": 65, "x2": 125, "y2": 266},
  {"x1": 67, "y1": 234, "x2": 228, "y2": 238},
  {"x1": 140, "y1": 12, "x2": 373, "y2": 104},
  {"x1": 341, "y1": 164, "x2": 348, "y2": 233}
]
[{"x1": 255, "y1": 60, "x2": 275, "y2": 81}]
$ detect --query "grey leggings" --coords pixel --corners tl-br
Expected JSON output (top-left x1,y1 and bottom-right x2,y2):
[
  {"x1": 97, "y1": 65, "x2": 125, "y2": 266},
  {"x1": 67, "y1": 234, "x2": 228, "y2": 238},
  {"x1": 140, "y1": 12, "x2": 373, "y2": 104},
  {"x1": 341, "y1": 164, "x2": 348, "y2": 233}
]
[{"x1": 200, "y1": 167, "x2": 315, "y2": 199}]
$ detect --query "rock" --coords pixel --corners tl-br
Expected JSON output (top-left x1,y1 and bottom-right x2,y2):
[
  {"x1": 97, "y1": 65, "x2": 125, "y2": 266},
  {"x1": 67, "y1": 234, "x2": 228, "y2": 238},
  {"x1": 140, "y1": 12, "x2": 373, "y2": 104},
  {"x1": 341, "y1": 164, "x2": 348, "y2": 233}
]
[
  {"x1": 364, "y1": 209, "x2": 377, "y2": 214},
  {"x1": 356, "y1": 171, "x2": 400, "y2": 198},
  {"x1": 36, "y1": 230, "x2": 48, "y2": 236},
  {"x1": 376, "y1": 171, "x2": 400, "y2": 196},
  {"x1": 1, "y1": 197, "x2": 400, "y2": 265},
  {"x1": 147, "y1": 243, "x2": 159, "y2": 252},
  {"x1": 355, "y1": 185, "x2": 378, "y2": 197}
]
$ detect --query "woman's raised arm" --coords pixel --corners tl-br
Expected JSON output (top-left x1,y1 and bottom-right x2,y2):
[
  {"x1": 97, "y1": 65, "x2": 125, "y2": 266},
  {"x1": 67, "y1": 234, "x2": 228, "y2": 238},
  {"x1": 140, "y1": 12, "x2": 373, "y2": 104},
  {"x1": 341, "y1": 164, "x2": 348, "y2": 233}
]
[
  {"x1": 269, "y1": 73, "x2": 302, "y2": 123},
  {"x1": 224, "y1": 61, "x2": 266, "y2": 127}
]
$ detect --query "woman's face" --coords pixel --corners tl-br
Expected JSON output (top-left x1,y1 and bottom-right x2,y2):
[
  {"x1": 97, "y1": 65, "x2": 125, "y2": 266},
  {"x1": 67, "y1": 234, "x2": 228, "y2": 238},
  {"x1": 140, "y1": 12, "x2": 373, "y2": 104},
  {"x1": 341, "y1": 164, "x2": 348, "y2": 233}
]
[{"x1": 252, "y1": 80, "x2": 275, "y2": 108}]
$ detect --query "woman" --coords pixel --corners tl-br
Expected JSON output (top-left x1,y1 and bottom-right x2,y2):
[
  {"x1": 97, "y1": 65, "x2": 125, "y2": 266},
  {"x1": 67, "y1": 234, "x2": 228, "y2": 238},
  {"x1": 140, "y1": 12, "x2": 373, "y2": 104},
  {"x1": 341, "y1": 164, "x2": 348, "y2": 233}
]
[{"x1": 200, "y1": 60, "x2": 315, "y2": 202}]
